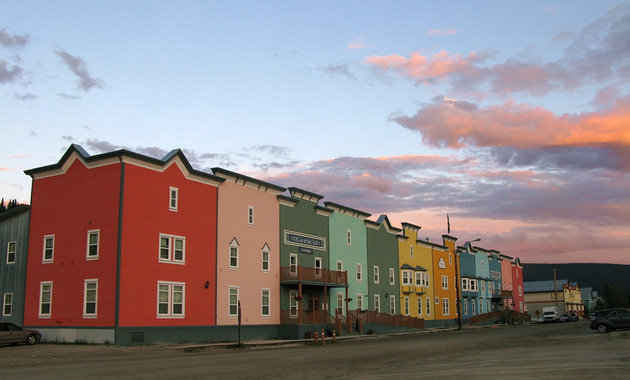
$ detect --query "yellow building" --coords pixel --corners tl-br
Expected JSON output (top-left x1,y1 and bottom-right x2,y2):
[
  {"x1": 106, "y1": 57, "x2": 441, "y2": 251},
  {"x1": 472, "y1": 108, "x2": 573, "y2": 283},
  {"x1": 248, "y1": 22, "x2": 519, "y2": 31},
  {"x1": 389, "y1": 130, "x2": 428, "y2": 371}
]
[{"x1": 398, "y1": 223, "x2": 435, "y2": 320}]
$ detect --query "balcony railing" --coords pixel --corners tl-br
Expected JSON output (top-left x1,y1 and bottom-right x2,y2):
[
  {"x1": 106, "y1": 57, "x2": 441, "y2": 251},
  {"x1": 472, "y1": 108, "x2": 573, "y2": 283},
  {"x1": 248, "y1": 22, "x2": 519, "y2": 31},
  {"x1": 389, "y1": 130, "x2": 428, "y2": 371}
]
[
  {"x1": 280, "y1": 308, "x2": 425, "y2": 331},
  {"x1": 500, "y1": 290, "x2": 513, "y2": 298},
  {"x1": 280, "y1": 266, "x2": 347, "y2": 286}
]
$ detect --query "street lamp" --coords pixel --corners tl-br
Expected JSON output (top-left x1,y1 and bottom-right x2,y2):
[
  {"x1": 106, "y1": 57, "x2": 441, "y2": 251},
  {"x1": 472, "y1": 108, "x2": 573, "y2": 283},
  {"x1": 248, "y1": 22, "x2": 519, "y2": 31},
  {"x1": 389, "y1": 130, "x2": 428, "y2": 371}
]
[{"x1": 455, "y1": 238, "x2": 480, "y2": 330}]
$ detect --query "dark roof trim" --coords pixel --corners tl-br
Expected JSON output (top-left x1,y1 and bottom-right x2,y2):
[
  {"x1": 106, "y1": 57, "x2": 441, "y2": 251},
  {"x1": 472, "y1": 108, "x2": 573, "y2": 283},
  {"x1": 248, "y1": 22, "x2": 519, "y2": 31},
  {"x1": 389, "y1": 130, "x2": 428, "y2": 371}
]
[
  {"x1": 414, "y1": 265, "x2": 427, "y2": 271},
  {"x1": 401, "y1": 222, "x2": 421, "y2": 231},
  {"x1": 400, "y1": 263, "x2": 415, "y2": 270},
  {"x1": 323, "y1": 201, "x2": 371, "y2": 218},
  {"x1": 288, "y1": 187, "x2": 324, "y2": 202},
  {"x1": 212, "y1": 167, "x2": 286, "y2": 192}
]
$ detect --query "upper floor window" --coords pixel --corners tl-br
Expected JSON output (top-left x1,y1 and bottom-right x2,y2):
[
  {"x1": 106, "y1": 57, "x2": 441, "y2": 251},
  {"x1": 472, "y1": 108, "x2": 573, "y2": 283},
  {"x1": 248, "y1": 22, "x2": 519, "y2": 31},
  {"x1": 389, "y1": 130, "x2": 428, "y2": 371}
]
[
  {"x1": 336, "y1": 260, "x2": 343, "y2": 272},
  {"x1": 410, "y1": 245, "x2": 414, "y2": 258},
  {"x1": 160, "y1": 234, "x2": 185, "y2": 264},
  {"x1": 389, "y1": 268, "x2": 395, "y2": 285},
  {"x1": 373, "y1": 266, "x2": 380, "y2": 284},
  {"x1": 356, "y1": 263, "x2": 362, "y2": 281},
  {"x1": 169, "y1": 187, "x2": 178, "y2": 211},
  {"x1": 248, "y1": 206, "x2": 254, "y2": 225},
  {"x1": 261, "y1": 245, "x2": 270, "y2": 271},
  {"x1": 518, "y1": 285, "x2": 522, "y2": 297},
  {"x1": 158, "y1": 281, "x2": 185, "y2": 318},
  {"x1": 6, "y1": 241, "x2": 16, "y2": 264},
  {"x1": 481, "y1": 280, "x2": 486, "y2": 292},
  {"x1": 462, "y1": 278, "x2": 469, "y2": 291},
  {"x1": 441, "y1": 275, "x2": 449, "y2": 289},
  {"x1": 415, "y1": 272, "x2": 422, "y2": 287},
  {"x1": 401, "y1": 270, "x2": 413, "y2": 286},
  {"x1": 346, "y1": 230, "x2": 352, "y2": 246},
  {"x1": 481, "y1": 261, "x2": 485, "y2": 271},
  {"x1": 86, "y1": 230, "x2": 100, "y2": 260},
  {"x1": 290, "y1": 254, "x2": 298, "y2": 274},
  {"x1": 449, "y1": 252, "x2": 452, "y2": 265},
  {"x1": 43, "y1": 235, "x2": 54, "y2": 263},
  {"x1": 229, "y1": 238, "x2": 239, "y2": 268}
]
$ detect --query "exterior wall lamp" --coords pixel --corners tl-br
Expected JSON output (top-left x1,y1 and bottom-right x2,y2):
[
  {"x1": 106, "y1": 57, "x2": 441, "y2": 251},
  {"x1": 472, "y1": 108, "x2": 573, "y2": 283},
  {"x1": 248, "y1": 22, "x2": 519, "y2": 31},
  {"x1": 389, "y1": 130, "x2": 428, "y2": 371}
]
[{"x1": 205, "y1": 281, "x2": 210, "y2": 289}]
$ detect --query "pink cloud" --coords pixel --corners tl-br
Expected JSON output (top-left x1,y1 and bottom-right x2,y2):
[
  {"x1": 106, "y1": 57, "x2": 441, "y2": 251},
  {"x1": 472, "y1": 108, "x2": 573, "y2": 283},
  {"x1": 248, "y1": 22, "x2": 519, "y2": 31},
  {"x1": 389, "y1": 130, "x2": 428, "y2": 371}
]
[
  {"x1": 427, "y1": 28, "x2": 458, "y2": 36},
  {"x1": 347, "y1": 38, "x2": 370, "y2": 50}
]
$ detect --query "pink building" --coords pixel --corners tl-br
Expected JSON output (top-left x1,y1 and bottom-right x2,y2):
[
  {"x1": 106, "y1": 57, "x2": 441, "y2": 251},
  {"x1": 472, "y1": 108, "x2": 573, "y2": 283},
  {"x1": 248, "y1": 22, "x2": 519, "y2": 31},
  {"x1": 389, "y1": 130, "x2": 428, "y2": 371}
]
[
  {"x1": 499, "y1": 254, "x2": 514, "y2": 309},
  {"x1": 511, "y1": 258, "x2": 525, "y2": 313},
  {"x1": 213, "y1": 168, "x2": 285, "y2": 328}
]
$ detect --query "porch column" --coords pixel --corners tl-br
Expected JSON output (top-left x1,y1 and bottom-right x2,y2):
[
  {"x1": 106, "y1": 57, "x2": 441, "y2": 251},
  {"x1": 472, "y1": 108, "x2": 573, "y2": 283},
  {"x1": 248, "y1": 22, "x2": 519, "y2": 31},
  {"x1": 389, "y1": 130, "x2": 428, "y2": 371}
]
[
  {"x1": 324, "y1": 286, "x2": 328, "y2": 313},
  {"x1": 345, "y1": 286, "x2": 349, "y2": 316},
  {"x1": 298, "y1": 283, "x2": 303, "y2": 325}
]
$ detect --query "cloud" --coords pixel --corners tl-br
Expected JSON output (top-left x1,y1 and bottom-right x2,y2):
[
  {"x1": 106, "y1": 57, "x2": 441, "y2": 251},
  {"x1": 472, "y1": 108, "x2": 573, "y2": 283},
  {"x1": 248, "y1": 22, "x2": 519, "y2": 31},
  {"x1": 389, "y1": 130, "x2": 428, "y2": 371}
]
[
  {"x1": 0, "y1": 60, "x2": 23, "y2": 83},
  {"x1": 57, "y1": 93, "x2": 81, "y2": 100},
  {"x1": 347, "y1": 38, "x2": 371, "y2": 50},
  {"x1": 365, "y1": 4, "x2": 630, "y2": 97},
  {"x1": 427, "y1": 28, "x2": 458, "y2": 36},
  {"x1": 55, "y1": 49, "x2": 104, "y2": 92},
  {"x1": 0, "y1": 29, "x2": 30, "y2": 48},
  {"x1": 14, "y1": 93, "x2": 38, "y2": 100},
  {"x1": 318, "y1": 63, "x2": 357, "y2": 80}
]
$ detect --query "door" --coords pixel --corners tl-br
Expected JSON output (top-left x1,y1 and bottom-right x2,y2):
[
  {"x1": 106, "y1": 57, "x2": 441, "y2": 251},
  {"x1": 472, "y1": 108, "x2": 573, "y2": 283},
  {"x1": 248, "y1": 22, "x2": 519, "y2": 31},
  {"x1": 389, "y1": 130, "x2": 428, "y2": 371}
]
[{"x1": 309, "y1": 295, "x2": 321, "y2": 323}]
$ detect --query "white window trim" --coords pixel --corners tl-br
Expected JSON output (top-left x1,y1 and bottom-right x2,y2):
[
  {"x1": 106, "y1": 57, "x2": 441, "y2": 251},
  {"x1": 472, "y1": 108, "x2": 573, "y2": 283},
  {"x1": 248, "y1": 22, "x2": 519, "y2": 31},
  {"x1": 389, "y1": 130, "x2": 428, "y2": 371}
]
[
  {"x1": 374, "y1": 294, "x2": 381, "y2": 313},
  {"x1": 159, "y1": 234, "x2": 186, "y2": 264},
  {"x1": 83, "y1": 279, "x2": 98, "y2": 318},
  {"x1": 157, "y1": 281, "x2": 185, "y2": 318},
  {"x1": 290, "y1": 253, "x2": 298, "y2": 274},
  {"x1": 86, "y1": 229, "x2": 100, "y2": 260},
  {"x1": 389, "y1": 268, "x2": 395, "y2": 285},
  {"x1": 261, "y1": 288, "x2": 271, "y2": 317},
  {"x1": 169, "y1": 186, "x2": 178, "y2": 211},
  {"x1": 390, "y1": 295, "x2": 396, "y2": 315},
  {"x1": 373, "y1": 265, "x2": 380, "y2": 284},
  {"x1": 336, "y1": 260, "x2": 343, "y2": 272},
  {"x1": 229, "y1": 238, "x2": 239, "y2": 269},
  {"x1": 443, "y1": 298, "x2": 450, "y2": 316},
  {"x1": 441, "y1": 275, "x2": 449, "y2": 290},
  {"x1": 402, "y1": 270, "x2": 413, "y2": 286},
  {"x1": 229, "y1": 286, "x2": 239, "y2": 317},
  {"x1": 356, "y1": 293, "x2": 363, "y2": 310},
  {"x1": 403, "y1": 296, "x2": 410, "y2": 316},
  {"x1": 261, "y1": 244, "x2": 270, "y2": 272},
  {"x1": 42, "y1": 235, "x2": 54, "y2": 263},
  {"x1": 346, "y1": 229, "x2": 352, "y2": 246},
  {"x1": 356, "y1": 263, "x2": 362, "y2": 281},
  {"x1": 435, "y1": 296, "x2": 439, "y2": 304},
  {"x1": 426, "y1": 297, "x2": 431, "y2": 315},
  {"x1": 6, "y1": 241, "x2": 16, "y2": 264},
  {"x1": 39, "y1": 281, "x2": 52, "y2": 318},
  {"x1": 2, "y1": 293, "x2": 13, "y2": 316},
  {"x1": 417, "y1": 297, "x2": 423, "y2": 316},
  {"x1": 248, "y1": 206, "x2": 254, "y2": 226}
]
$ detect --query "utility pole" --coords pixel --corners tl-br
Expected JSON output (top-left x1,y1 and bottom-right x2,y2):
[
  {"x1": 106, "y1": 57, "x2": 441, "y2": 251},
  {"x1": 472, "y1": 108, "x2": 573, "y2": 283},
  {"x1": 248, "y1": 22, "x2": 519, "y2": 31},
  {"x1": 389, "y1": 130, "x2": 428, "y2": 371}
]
[{"x1": 553, "y1": 268, "x2": 558, "y2": 310}]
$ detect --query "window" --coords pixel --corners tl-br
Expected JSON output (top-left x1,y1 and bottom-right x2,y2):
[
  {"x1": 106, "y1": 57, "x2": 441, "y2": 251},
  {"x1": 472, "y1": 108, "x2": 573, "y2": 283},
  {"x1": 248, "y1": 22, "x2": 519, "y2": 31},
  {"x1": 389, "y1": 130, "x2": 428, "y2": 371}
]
[
  {"x1": 357, "y1": 294, "x2": 363, "y2": 310},
  {"x1": 471, "y1": 299, "x2": 476, "y2": 314},
  {"x1": 489, "y1": 282, "x2": 494, "y2": 293},
  {"x1": 346, "y1": 229, "x2": 352, "y2": 245},
  {"x1": 463, "y1": 299, "x2": 468, "y2": 316},
  {"x1": 337, "y1": 293, "x2": 344, "y2": 314},
  {"x1": 158, "y1": 282, "x2": 185, "y2": 317},
  {"x1": 374, "y1": 294, "x2": 381, "y2": 313},
  {"x1": 229, "y1": 287, "x2": 239, "y2": 317},
  {"x1": 519, "y1": 301, "x2": 523, "y2": 312},
  {"x1": 389, "y1": 295, "x2": 396, "y2": 315},
  {"x1": 290, "y1": 254, "x2": 298, "y2": 274},
  {"x1": 84, "y1": 280, "x2": 98, "y2": 317},
  {"x1": 404, "y1": 296, "x2": 409, "y2": 315},
  {"x1": 410, "y1": 245, "x2": 413, "y2": 258},
  {"x1": 3, "y1": 293, "x2": 12, "y2": 316},
  {"x1": 373, "y1": 266, "x2": 380, "y2": 284},
  {"x1": 426, "y1": 297, "x2": 431, "y2": 315},
  {"x1": 424, "y1": 273, "x2": 430, "y2": 287},
  {"x1": 481, "y1": 261, "x2": 485, "y2": 271},
  {"x1": 315, "y1": 257, "x2": 322, "y2": 276},
  {"x1": 6, "y1": 241, "x2": 16, "y2": 264},
  {"x1": 518, "y1": 285, "x2": 522, "y2": 297},
  {"x1": 39, "y1": 281, "x2": 52, "y2": 317},
  {"x1": 435, "y1": 297, "x2": 439, "y2": 304},
  {"x1": 481, "y1": 281, "x2": 485, "y2": 293},
  {"x1": 441, "y1": 275, "x2": 449, "y2": 289},
  {"x1": 169, "y1": 187, "x2": 178, "y2": 211},
  {"x1": 248, "y1": 206, "x2": 254, "y2": 225},
  {"x1": 449, "y1": 252, "x2": 452, "y2": 265},
  {"x1": 86, "y1": 230, "x2": 100, "y2": 259},
  {"x1": 43, "y1": 235, "x2": 54, "y2": 263},
  {"x1": 402, "y1": 270, "x2": 413, "y2": 285},
  {"x1": 462, "y1": 278, "x2": 469, "y2": 291},
  {"x1": 290, "y1": 290, "x2": 299, "y2": 317},
  {"x1": 470, "y1": 279, "x2": 478, "y2": 291},
  {"x1": 356, "y1": 263, "x2": 362, "y2": 281},
  {"x1": 417, "y1": 298, "x2": 422, "y2": 316},
  {"x1": 160, "y1": 234, "x2": 185, "y2": 264},
  {"x1": 336, "y1": 260, "x2": 343, "y2": 272},
  {"x1": 442, "y1": 298, "x2": 450, "y2": 315},
  {"x1": 229, "y1": 239, "x2": 239, "y2": 268},
  {"x1": 479, "y1": 299, "x2": 483, "y2": 313},
  {"x1": 261, "y1": 289, "x2": 270, "y2": 317},
  {"x1": 389, "y1": 268, "x2": 395, "y2": 285},
  {"x1": 262, "y1": 246, "x2": 270, "y2": 271}
]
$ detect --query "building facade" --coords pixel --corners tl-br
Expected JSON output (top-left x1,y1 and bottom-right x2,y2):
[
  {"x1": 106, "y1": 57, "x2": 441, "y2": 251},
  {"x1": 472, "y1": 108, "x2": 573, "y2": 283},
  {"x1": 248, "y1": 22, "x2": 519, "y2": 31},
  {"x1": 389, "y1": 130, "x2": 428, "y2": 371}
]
[
  {"x1": 0, "y1": 205, "x2": 30, "y2": 325},
  {"x1": 365, "y1": 215, "x2": 400, "y2": 316}
]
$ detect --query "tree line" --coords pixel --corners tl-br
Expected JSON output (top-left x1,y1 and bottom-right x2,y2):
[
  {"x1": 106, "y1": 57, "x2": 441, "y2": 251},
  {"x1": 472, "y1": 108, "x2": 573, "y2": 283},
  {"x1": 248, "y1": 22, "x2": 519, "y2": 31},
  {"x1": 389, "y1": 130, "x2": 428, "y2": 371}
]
[{"x1": 0, "y1": 198, "x2": 20, "y2": 213}]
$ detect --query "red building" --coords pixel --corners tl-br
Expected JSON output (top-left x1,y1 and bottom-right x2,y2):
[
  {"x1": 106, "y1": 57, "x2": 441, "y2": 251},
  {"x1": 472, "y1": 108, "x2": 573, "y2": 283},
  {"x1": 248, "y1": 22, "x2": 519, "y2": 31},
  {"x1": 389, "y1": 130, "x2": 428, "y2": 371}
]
[
  {"x1": 511, "y1": 258, "x2": 525, "y2": 313},
  {"x1": 24, "y1": 145, "x2": 223, "y2": 345}
]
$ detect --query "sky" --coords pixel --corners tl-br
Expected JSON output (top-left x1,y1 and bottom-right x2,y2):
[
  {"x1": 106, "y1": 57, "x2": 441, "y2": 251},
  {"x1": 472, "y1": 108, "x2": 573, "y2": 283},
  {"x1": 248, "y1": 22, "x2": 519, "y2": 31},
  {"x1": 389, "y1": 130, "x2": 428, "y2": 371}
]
[{"x1": 1, "y1": 1, "x2": 629, "y2": 264}]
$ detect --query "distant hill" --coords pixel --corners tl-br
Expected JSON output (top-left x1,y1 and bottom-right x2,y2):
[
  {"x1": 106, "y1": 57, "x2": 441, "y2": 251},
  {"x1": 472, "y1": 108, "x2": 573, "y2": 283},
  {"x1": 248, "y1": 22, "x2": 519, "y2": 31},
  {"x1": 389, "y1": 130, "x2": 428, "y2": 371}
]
[{"x1": 522, "y1": 263, "x2": 630, "y2": 294}]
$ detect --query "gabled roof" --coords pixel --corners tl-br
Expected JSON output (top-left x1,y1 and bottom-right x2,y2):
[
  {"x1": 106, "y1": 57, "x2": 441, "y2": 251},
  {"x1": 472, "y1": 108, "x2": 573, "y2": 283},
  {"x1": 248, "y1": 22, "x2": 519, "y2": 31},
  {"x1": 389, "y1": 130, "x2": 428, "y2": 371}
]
[
  {"x1": 0, "y1": 204, "x2": 30, "y2": 222},
  {"x1": 212, "y1": 167, "x2": 285, "y2": 194},
  {"x1": 24, "y1": 144, "x2": 224, "y2": 186},
  {"x1": 323, "y1": 201, "x2": 371, "y2": 219},
  {"x1": 365, "y1": 215, "x2": 402, "y2": 235}
]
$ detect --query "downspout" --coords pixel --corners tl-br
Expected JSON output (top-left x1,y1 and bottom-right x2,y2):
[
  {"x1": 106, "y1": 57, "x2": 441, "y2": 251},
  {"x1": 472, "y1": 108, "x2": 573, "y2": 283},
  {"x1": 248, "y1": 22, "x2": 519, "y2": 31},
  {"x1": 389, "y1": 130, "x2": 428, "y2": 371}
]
[{"x1": 114, "y1": 157, "x2": 125, "y2": 343}]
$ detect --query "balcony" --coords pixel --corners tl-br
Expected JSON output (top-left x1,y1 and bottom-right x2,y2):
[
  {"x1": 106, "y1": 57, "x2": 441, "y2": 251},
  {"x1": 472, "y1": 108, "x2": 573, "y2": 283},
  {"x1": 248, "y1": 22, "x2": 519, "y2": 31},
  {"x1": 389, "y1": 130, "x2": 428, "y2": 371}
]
[
  {"x1": 280, "y1": 266, "x2": 347, "y2": 287},
  {"x1": 500, "y1": 290, "x2": 513, "y2": 298}
]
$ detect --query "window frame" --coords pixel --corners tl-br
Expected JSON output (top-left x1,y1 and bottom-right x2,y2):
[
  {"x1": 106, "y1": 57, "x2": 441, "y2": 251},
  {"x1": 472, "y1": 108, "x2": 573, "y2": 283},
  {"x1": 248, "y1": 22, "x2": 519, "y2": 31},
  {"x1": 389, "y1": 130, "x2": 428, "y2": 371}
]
[
  {"x1": 356, "y1": 293, "x2": 363, "y2": 310},
  {"x1": 389, "y1": 295, "x2": 396, "y2": 315},
  {"x1": 417, "y1": 297, "x2": 423, "y2": 316},
  {"x1": 290, "y1": 253, "x2": 298, "y2": 274},
  {"x1": 410, "y1": 245, "x2": 413, "y2": 258},
  {"x1": 426, "y1": 297, "x2": 431, "y2": 315},
  {"x1": 356, "y1": 263, "x2": 362, "y2": 281},
  {"x1": 6, "y1": 241, "x2": 16, "y2": 264},
  {"x1": 290, "y1": 289, "x2": 299, "y2": 317},
  {"x1": 373, "y1": 265, "x2": 380, "y2": 284},
  {"x1": 247, "y1": 206, "x2": 254, "y2": 225},
  {"x1": 2, "y1": 293, "x2": 13, "y2": 316},
  {"x1": 86, "y1": 230, "x2": 100, "y2": 260},
  {"x1": 441, "y1": 275, "x2": 449, "y2": 290},
  {"x1": 39, "y1": 281, "x2": 52, "y2": 318},
  {"x1": 83, "y1": 279, "x2": 98, "y2": 318},
  {"x1": 229, "y1": 239, "x2": 239, "y2": 269},
  {"x1": 42, "y1": 235, "x2": 54, "y2": 263},
  {"x1": 374, "y1": 294, "x2": 381, "y2": 313},
  {"x1": 159, "y1": 234, "x2": 186, "y2": 264},
  {"x1": 401, "y1": 269, "x2": 413, "y2": 286},
  {"x1": 157, "y1": 281, "x2": 185, "y2": 318},
  {"x1": 336, "y1": 292, "x2": 344, "y2": 314},
  {"x1": 169, "y1": 186, "x2": 178, "y2": 211},
  {"x1": 229, "y1": 287, "x2": 239, "y2": 317},
  {"x1": 442, "y1": 298, "x2": 450, "y2": 316},
  {"x1": 389, "y1": 268, "x2": 395, "y2": 285},
  {"x1": 261, "y1": 245, "x2": 270, "y2": 272},
  {"x1": 403, "y1": 296, "x2": 410, "y2": 316},
  {"x1": 261, "y1": 288, "x2": 270, "y2": 317},
  {"x1": 346, "y1": 229, "x2": 352, "y2": 246}
]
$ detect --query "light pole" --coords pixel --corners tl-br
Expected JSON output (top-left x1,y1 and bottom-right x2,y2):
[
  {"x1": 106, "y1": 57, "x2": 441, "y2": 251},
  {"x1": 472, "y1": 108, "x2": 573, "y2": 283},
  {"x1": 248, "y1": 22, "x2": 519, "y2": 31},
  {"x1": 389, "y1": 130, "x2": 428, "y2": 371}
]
[{"x1": 456, "y1": 238, "x2": 480, "y2": 330}]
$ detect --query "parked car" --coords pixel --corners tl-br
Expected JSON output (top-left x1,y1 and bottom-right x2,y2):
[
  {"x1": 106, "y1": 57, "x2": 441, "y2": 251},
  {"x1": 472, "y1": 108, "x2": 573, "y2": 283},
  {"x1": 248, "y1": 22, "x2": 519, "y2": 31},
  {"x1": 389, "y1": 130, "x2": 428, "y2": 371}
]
[
  {"x1": 568, "y1": 312, "x2": 579, "y2": 322},
  {"x1": 0, "y1": 322, "x2": 41, "y2": 345},
  {"x1": 559, "y1": 313, "x2": 570, "y2": 322},
  {"x1": 590, "y1": 308, "x2": 630, "y2": 333}
]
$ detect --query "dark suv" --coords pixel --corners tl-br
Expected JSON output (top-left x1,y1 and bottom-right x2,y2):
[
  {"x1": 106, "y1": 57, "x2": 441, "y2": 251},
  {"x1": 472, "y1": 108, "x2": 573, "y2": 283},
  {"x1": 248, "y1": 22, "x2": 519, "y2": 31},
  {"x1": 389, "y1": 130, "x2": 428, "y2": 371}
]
[{"x1": 590, "y1": 308, "x2": 630, "y2": 333}]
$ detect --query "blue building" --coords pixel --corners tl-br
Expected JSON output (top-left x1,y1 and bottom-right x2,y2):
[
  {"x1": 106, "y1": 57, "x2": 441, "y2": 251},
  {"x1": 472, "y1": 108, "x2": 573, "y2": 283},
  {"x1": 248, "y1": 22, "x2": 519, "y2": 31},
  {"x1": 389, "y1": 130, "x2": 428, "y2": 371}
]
[{"x1": 0, "y1": 205, "x2": 30, "y2": 325}]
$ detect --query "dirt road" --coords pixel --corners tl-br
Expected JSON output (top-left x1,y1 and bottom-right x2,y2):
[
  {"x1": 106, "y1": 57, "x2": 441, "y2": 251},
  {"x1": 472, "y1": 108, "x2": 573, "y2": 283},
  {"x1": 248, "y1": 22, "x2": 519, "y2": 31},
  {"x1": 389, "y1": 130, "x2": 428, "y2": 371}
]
[{"x1": 0, "y1": 321, "x2": 628, "y2": 379}]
